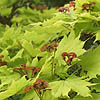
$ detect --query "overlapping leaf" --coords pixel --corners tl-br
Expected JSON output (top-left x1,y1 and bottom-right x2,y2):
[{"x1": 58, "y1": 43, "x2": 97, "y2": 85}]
[
  {"x1": 55, "y1": 30, "x2": 85, "y2": 58},
  {"x1": 90, "y1": 75, "x2": 100, "y2": 92},
  {"x1": 49, "y1": 76, "x2": 93, "y2": 98},
  {"x1": 74, "y1": 93, "x2": 100, "y2": 100},
  {"x1": 0, "y1": 76, "x2": 28, "y2": 100},
  {"x1": 0, "y1": 66, "x2": 20, "y2": 90},
  {"x1": 22, "y1": 90, "x2": 39, "y2": 100},
  {"x1": 79, "y1": 45, "x2": 100, "y2": 78}
]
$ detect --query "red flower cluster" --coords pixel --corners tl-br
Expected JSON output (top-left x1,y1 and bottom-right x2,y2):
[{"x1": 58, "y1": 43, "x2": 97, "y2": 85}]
[
  {"x1": 58, "y1": 1, "x2": 76, "y2": 13},
  {"x1": 0, "y1": 55, "x2": 7, "y2": 66},
  {"x1": 61, "y1": 52, "x2": 77, "y2": 65},
  {"x1": 82, "y1": 2, "x2": 96, "y2": 11},
  {"x1": 24, "y1": 78, "x2": 48, "y2": 94},
  {"x1": 58, "y1": 7, "x2": 70, "y2": 12},
  {"x1": 69, "y1": 1, "x2": 76, "y2": 7},
  {"x1": 69, "y1": 1, "x2": 76, "y2": 11},
  {"x1": 24, "y1": 85, "x2": 33, "y2": 93},
  {"x1": 13, "y1": 65, "x2": 40, "y2": 75},
  {"x1": 40, "y1": 42, "x2": 58, "y2": 52}
]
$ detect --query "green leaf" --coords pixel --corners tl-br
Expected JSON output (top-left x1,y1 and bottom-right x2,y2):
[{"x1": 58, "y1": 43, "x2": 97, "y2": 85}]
[
  {"x1": 33, "y1": 0, "x2": 40, "y2": 4},
  {"x1": 91, "y1": 75, "x2": 100, "y2": 92},
  {"x1": 74, "y1": 19, "x2": 100, "y2": 37},
  {"x1": 74, "y1": 93, "x2": 100, "y2": 100},
  {"x1": 0, "y1": 76, "x2": 28, "y2": 100},
  {"x1": 0, "y1": 66, "x2": 20, "y2": 89},
  {"x1": 22, "y1": 40, "x2": 40, "y2": 57},
  {"x1": 79, "y1": 45, "x2": 100, "y2": 78},
  {"x1": 11, "y1": 49, "x2": 24, "y2": 61},
  {"x1": 2, "y1": 27, "x2": 21, "y2": 41},
  {"x1": 55, "y1": 31, "x2": 85, "y2": 58},
  {"x1": 22, "y1": 90, "x2": 39, "y2": 100},
  {"x1": 0, "y1": 7, "x2": 12, "y2": 16},
  {"x1": 49, "y1": 76, "x2": 93, "y2": 98},
  {"x1": 43, "y1": 90, "x2": 58, "y2": 100},
  {"x1": 0, "y1": 0, "x2": 17, "y2": 6},
  {"x1": 96, "y1": 30, "x2": 100, "y2": 40},
  {"x1": 31, "y1": 57, "x2": 38, "y2": 66},
  {"x1": 0, "y1": 49, "x2": 10, "y2": 62}
]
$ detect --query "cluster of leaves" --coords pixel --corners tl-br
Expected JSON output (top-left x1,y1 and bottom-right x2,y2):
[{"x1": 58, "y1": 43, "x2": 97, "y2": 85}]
[
  {"x1": 0, "y1": 0, "x2": 100, "y2": 100},
  {"x1": 0, "y1": 0, "x2": 57, "y2": 26},
  {"x1": 11, "y1": 7, "x2": 57, "y2": 25}
]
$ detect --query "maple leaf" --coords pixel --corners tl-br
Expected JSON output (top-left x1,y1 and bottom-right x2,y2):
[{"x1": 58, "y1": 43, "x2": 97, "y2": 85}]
[
  {"x1": 0, "y1": 76, "x2": 28, "y2": 100},
  {"x1": 22, "y1": 90, "x2": 40, "y2": 100},
  {"x1": 49, "y1": 76, "x2": 93, "y2": 98},
  {"x1": 79, "y1": 45, "x2": 100, "y2": 78},
  {"x1": 55, "y1": 31, "x2": 85, "y2": 66},
  {"x1": 55, "y1": 31, "x2": 85, "y2": 58},
  {"x1": 74, "y1": 93, "x2": 100, "y2": 100},
  {"x1": 90, "y1": 75, "x2": 100, "y2": 92}
]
